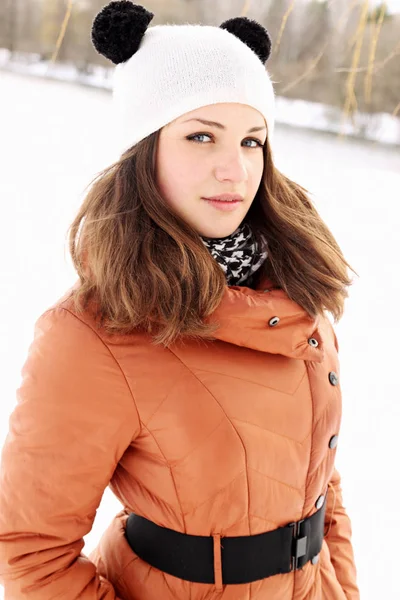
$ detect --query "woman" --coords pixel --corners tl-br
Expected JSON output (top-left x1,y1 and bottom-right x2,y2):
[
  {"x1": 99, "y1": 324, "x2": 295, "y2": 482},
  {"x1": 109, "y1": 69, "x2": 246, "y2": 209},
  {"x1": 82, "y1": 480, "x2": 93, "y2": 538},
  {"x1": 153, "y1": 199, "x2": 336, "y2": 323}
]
[{"x1": 0, "y1": 2, "x2": 360, "y2": 599}]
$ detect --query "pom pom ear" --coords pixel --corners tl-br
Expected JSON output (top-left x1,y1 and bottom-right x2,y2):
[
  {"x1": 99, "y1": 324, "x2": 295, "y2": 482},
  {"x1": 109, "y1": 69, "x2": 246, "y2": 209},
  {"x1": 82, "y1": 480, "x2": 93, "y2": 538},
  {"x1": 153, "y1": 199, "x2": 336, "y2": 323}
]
[
  {"x1": 91, "y1": 1, "x2": 154, "y2": 65},
  {"x1": 220, "y1": 17, "x2": 272, "y2": 64}
]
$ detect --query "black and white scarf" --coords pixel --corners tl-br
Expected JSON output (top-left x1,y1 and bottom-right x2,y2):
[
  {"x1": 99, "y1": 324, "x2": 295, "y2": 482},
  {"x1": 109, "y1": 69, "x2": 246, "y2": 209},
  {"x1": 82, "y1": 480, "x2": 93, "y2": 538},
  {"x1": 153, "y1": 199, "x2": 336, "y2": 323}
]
[{"x1": 201, "y1": 222, "x2": 268, "y2": 286}]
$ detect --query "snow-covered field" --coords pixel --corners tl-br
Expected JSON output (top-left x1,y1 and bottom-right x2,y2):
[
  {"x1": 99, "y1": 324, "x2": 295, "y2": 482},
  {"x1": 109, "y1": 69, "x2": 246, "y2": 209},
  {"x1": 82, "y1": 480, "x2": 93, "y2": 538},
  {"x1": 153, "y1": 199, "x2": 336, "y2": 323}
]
[{"x1": 0, "y1": 70, "x2": 399, "y2": 598}]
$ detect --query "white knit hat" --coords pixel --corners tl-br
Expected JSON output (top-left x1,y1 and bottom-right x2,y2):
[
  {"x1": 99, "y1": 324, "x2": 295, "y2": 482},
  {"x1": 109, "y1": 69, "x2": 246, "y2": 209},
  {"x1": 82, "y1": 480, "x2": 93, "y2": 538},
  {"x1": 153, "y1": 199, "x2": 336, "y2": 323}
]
[{"x1": 92, "y1": 2, "x2": 276, "y2": 157}]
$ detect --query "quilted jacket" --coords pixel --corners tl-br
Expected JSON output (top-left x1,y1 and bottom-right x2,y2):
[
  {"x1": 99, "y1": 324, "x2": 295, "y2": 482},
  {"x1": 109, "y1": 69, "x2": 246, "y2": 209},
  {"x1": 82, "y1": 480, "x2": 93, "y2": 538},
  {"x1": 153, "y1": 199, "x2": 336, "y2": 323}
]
[{"x1": 0, "y1": 274, "x2": 359, "y2": 599}]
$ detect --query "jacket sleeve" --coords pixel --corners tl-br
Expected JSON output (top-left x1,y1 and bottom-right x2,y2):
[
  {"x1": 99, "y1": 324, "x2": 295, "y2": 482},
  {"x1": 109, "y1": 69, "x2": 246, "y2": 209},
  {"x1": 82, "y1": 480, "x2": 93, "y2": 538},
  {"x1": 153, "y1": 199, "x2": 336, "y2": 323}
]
[
  {"x1": 324, "y1": 467, "x2": 360, "y2": 600},
  {"x1": 0, "y1": 307, "x2": 141, "y2": 599}
]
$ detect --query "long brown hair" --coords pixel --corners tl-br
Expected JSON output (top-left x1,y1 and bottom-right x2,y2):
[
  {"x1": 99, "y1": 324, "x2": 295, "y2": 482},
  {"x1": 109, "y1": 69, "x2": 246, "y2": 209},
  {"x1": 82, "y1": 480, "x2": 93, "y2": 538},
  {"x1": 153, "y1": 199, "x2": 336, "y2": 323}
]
[{"x1": 67, "y1": 130, "x2": 357, "y2": 346}]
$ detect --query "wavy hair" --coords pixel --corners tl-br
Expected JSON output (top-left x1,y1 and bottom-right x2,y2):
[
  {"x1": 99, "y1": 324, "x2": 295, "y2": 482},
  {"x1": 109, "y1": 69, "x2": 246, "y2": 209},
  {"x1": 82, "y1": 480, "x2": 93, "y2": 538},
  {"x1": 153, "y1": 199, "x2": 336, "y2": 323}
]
[{"x1": 67, "y1": 129, "x2": 357, "y2": 346}]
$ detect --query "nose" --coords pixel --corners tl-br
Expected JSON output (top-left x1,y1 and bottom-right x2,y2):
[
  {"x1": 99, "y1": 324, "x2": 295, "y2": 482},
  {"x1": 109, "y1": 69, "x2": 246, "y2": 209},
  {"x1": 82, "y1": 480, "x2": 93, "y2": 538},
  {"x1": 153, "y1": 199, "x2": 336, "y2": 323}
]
[{"x1": 214, "y1": 151, "x2": 248, "y2": 184}]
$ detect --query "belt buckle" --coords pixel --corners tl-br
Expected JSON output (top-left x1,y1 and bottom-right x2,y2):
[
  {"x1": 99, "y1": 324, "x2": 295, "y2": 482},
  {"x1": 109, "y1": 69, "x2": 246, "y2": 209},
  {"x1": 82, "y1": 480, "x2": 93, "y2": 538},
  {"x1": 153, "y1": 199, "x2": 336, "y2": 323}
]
[{"x1": 290, "y1": 518, "x2": 307, "y2": 571}]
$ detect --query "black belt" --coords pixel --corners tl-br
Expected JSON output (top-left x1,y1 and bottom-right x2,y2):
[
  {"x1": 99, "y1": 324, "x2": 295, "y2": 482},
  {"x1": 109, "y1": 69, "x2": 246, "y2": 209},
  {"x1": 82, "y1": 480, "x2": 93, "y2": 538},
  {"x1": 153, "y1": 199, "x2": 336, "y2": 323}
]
[{"x1": 125, "y1": 497, "x2": 326, "y2": 585}]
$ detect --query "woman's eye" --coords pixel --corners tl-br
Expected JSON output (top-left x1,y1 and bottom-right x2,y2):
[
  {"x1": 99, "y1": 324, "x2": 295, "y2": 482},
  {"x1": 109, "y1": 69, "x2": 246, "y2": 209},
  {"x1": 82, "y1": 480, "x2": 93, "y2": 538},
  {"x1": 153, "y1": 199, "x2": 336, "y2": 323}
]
[
  {"x1": 187, "y1": 134, "x2": 264, "y2": 147},
  {"x1": 187, "y1": 133, "x2": 212, "y2": 143},
  {"x1": 243, "y1": 138, "x2": 264, "y2": 148}
]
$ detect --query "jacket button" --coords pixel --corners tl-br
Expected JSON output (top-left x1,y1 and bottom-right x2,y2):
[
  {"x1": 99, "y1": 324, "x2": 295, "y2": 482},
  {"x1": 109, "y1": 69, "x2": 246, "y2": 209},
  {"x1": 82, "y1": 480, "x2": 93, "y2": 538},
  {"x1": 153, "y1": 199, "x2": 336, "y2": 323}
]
[
  {"x1": 315, "y1": 495, "x2": 325, "y2": 510},
  {"x1": 308, "y1": 338, "x2": 319, "y2": 348},
  {"x1": 329, "y1": 435, "x2": 339, "y2": 449},
  {"x1": 311, "y1": 554, "x2": 320, "y2": 565},
  {"x1": 269, "y1": 317, "x2": 280, "y2": 327},
  {"x1": 329, "y1": 372, "x2": 339, "y2": 386}
]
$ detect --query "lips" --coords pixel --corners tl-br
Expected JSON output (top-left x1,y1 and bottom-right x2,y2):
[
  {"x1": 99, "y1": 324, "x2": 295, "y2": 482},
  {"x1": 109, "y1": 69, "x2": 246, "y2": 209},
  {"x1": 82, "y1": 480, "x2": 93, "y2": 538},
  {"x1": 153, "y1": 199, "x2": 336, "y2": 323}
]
[
  {"x1": 203, "y1": 197, "x2": 243, "y2": 212},
  {"x1": 203, "y1": 194, "x2": 244, "y2": 202}
]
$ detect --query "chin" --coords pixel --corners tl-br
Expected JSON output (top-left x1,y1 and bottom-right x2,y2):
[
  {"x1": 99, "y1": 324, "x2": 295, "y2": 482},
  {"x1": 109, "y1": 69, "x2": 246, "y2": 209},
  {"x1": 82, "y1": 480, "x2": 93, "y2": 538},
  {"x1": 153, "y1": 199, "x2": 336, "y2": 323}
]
[{"x1": 197, "y1": 221, "x2": 243, "y2": 239}]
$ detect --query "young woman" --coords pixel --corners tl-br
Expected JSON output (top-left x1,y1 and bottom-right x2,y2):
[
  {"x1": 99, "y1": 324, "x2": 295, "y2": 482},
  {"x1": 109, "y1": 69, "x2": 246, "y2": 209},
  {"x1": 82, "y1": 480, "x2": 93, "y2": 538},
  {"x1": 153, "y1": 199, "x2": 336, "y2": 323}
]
[{"x1": 0, "y1": 2, "x2": 360, "y2": 599}]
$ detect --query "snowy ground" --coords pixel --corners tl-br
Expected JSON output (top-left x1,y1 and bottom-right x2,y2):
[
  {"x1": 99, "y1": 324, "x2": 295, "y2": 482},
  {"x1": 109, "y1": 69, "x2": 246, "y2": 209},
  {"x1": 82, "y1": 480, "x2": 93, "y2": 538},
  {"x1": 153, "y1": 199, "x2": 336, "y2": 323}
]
[{"x1": 0, "y1": 70, "x2": 399, "y2": 599}]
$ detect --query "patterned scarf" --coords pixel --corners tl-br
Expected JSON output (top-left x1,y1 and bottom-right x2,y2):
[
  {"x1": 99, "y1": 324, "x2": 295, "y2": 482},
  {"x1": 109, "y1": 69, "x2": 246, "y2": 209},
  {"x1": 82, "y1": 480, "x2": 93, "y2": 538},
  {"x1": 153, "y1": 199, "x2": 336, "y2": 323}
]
[{"x1": 201, "y1": 222, "x2": 268, "y2": 286}]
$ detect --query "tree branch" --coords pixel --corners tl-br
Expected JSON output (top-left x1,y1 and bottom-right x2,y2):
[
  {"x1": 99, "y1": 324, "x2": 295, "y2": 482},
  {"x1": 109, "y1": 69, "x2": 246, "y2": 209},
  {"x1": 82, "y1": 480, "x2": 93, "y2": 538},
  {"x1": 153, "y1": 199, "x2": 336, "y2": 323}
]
[{"x1": 49, "y1": 0, "x2": 74, "y2": 66}]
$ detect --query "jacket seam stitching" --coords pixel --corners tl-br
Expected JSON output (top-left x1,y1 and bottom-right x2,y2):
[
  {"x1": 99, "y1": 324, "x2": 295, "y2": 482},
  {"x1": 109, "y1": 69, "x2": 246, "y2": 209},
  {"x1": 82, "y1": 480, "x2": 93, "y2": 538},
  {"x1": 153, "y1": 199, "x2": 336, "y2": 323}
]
[
  {"x1": 296, "y1": 361, "x2": 317, "y2": 597},
  {"x1": 59, "y1": 307, "x2": 143, "y2": 440},
  {"x1": 114, "y1": 555, "x2": 139, "y2": 586},
  {"x1": 181, "y1": 469, "x2": 246, "y2": 517},
  {"x1": 168, "y1": 417, "x2": 226, "y2": 466},
  {"x1": 166, "y1": 347, "x2": 252, "y2": 536},
  {"x1": 247, "y1": 466, "x2": 306, "y2": 497},
  {"x1": 231, "y1": 416, "x2": 311, "y2": 446},
  {"x1": 311, "y1": 387, "x2": 338, "y2": 435},
  {"x1": 144, "y1": 367, "x2": 193, "y2": 426},
  {"x1": 131, "y1": 477, "x2": 178, "y2": 512},
  {"x1": 248, "y1": 514, "x2": 281, "y2": 527},
  {"x1": 192, "y1": 367, "x2": 307, "y2": 398},
  {"x1": 139, "y1": 422, "x2": 188, "y2": 533}
]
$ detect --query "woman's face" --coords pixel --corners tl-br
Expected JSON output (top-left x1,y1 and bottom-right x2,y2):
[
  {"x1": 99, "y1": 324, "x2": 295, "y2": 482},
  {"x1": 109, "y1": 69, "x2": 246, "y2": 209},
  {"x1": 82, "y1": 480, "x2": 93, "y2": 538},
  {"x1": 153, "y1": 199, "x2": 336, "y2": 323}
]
[{"x1": 156, "y1": 103, "x2": 267, "y2": 238}]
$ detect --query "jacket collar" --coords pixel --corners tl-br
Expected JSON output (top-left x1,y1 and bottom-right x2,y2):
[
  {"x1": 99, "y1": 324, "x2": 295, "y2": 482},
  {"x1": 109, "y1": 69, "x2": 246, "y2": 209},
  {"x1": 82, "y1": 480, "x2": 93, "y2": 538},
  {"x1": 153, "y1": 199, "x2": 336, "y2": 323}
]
[
  {"x1": 63, "y1": 276, "x2": 326, "y2": 362},
  {"x1": 206, "y1": 274, "x2": 325, "y2": 362}
]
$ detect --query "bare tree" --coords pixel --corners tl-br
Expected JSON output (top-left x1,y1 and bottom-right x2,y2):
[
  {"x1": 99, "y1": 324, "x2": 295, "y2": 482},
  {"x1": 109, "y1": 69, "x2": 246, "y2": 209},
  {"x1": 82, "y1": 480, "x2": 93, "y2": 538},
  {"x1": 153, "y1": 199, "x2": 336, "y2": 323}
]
[
  {"x1": 0, "y1": 0, "x2": 399, "y2": 118},
  {"x1": 0, "y1": 0, "x2": 19, "y2": 55}
]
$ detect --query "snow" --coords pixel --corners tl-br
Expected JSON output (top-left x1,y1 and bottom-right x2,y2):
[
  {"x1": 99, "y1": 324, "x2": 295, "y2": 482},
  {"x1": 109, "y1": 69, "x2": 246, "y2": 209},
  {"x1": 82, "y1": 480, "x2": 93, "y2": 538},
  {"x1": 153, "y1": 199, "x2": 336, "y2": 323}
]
[{"x1": 0, "y1": 70, "x2": 399, "y2": 599}]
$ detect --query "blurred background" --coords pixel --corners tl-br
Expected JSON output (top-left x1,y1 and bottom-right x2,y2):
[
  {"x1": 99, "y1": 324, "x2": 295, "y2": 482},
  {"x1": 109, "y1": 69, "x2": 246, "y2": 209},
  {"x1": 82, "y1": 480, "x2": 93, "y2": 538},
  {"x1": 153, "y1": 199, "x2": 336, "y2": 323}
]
[
  {"x1": 1, "y1": 1, "x2": 400, "y2": 599},
  {"x1": 1, "y1": 0, "x2": 400, "y2": 142}
]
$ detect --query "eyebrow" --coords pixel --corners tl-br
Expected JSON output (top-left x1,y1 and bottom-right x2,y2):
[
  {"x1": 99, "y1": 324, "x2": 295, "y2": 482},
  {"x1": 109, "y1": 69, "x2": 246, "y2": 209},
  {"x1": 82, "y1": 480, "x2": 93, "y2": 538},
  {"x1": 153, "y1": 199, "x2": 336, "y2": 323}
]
[{"x1": 181, "y1": 118, "x2": 267, "y2": 134}]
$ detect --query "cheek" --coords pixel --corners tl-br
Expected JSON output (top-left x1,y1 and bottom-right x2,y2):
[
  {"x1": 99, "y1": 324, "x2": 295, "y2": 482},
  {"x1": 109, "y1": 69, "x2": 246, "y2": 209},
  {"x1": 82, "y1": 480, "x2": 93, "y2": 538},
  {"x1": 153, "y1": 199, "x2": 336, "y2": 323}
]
[{"x1": 157, "y1": 145, "x2": 202, "y2": 200}]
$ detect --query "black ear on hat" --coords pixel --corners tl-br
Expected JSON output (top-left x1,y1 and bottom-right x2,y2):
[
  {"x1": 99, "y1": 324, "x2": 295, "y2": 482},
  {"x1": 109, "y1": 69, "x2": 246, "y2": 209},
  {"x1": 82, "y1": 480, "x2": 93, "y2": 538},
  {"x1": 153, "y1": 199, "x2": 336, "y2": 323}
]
[
  {"x1": 91, "y1": 1, "x2": 154, "y2": 65},
  {"x1": 220, "y1": 17, "x2": 272, "y2": 64}
]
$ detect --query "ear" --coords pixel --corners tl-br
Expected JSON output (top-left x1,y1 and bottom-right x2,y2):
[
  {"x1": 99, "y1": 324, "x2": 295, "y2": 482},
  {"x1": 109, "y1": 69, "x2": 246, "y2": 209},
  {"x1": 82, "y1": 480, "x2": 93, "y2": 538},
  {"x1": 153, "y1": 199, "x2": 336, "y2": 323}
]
[
  {"x1": 220, "y1": 17, "x2": 272, "y2": 64},
  {"x1": 91, "y1": 1, "x2": 154, "y2": 65}
]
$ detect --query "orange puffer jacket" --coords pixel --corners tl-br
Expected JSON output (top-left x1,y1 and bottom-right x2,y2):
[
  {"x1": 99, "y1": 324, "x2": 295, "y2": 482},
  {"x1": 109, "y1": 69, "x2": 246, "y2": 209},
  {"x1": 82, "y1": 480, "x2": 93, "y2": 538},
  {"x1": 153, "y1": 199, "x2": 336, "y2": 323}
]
[{"x1": 0, "y1": 275, "x2": 359, "y2": 600}]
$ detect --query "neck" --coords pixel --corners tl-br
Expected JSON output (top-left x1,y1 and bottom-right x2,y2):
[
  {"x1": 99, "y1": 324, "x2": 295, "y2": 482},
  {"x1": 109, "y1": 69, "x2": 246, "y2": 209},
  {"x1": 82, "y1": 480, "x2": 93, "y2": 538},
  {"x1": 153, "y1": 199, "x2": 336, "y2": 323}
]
[{"x1": 201, "y1": 222, "x2": 268, "y2": 286}]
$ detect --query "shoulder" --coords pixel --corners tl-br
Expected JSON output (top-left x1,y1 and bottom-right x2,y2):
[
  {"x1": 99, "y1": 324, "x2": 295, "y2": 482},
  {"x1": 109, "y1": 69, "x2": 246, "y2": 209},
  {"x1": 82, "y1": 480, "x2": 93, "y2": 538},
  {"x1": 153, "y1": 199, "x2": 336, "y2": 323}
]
[
  {"x1": 23, "y1": 288, "x2": 141, "y2": 437},
  {"x1": 37, "y1": 279, "x2": 116, "y2": 350},
  {"x1": 29, "y1": 282, "x2": 122, "y2": 382}
]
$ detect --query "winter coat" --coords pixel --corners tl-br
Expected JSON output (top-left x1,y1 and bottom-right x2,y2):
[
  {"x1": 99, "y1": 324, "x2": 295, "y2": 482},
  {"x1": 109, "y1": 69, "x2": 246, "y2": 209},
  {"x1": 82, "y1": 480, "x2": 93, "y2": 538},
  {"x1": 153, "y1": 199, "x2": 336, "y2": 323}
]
[{"x1": 0, "y1": 274, "x2": 359, "y2": 599}]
